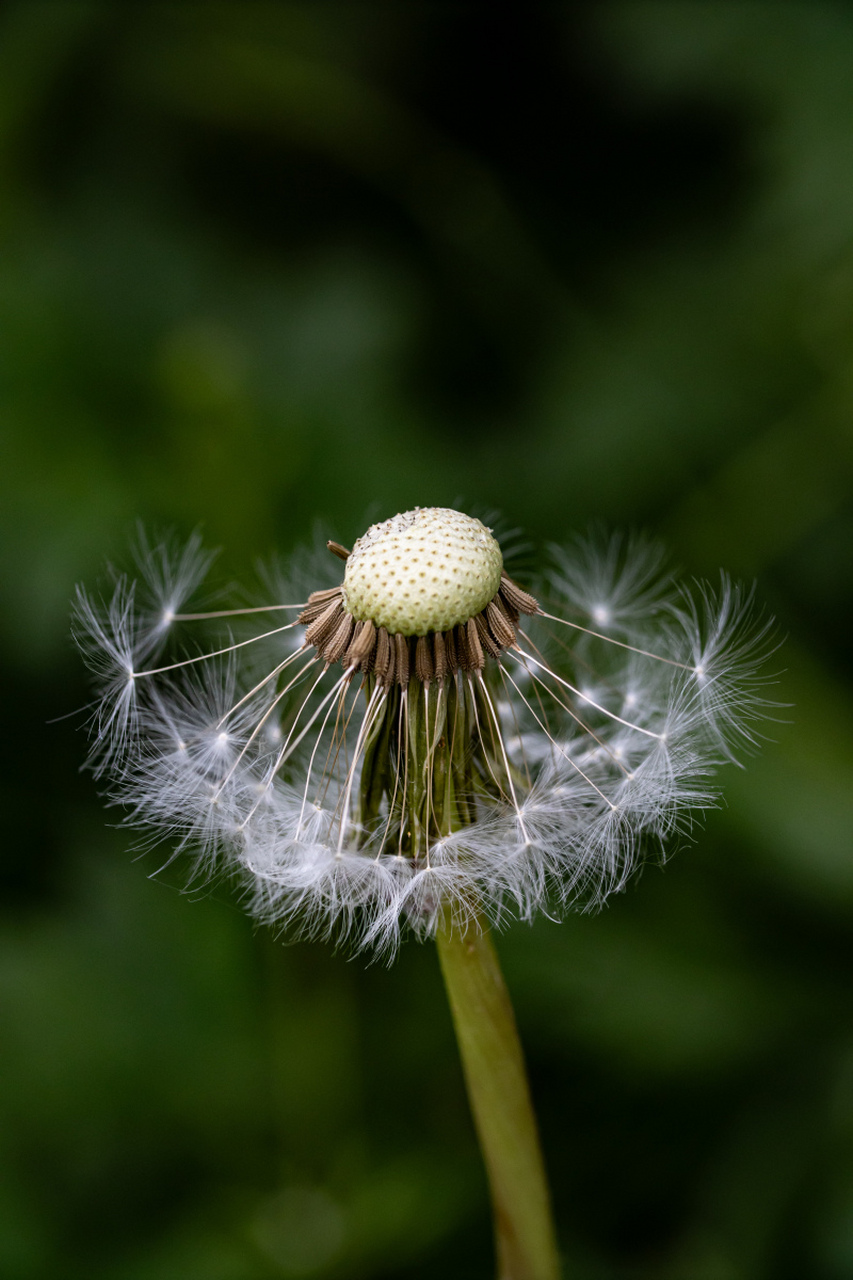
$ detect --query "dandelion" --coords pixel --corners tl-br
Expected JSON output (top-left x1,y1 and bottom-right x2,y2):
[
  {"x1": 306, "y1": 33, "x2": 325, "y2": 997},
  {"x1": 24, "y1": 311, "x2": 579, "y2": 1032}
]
[
  {"x1": 75, "y1": 507, "x2": 776, "y2": 1280},
  {"x1": 75, "y1": 508, "x2": 772, "y2": 950}
]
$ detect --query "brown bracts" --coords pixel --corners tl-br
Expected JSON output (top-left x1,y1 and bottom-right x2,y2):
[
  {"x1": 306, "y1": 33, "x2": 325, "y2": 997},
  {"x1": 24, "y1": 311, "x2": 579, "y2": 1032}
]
[{"x1": 299, "y1": 557, "x2": 539, "y2": 686}]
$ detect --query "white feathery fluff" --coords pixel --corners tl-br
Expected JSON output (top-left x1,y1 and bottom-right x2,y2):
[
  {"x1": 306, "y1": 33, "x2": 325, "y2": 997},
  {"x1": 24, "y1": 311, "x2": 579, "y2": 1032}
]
[{"x1": 74, "y1": 527, "x2": 777, "y2": 957}]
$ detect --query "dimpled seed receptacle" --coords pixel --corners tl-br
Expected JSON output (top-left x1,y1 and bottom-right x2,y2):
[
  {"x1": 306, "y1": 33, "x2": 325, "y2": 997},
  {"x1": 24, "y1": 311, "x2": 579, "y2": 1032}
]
[{"x1": 342, "y1": 508, "x2": 504, "y2": 636}]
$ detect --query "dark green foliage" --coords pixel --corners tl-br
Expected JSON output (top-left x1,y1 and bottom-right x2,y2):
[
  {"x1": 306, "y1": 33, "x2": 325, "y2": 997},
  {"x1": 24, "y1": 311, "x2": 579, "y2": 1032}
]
[{"x1": 2, "y1": 4, "x2": 852, "y2": 1276}]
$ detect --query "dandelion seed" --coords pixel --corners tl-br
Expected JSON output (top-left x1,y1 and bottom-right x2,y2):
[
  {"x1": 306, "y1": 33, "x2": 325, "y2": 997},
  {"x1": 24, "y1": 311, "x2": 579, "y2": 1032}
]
[{"x1": 75, "y1": 509, "x2": 776, "y2": 957}]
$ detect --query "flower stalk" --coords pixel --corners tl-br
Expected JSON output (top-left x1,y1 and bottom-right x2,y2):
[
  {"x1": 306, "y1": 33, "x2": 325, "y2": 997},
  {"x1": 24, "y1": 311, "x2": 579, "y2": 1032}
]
[{"x1": 437, "y1": 920, "x2": 560, "y2": 1280}]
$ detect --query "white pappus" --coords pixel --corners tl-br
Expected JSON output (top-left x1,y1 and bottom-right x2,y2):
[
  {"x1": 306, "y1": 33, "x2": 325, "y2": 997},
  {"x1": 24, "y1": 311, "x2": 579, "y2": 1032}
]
[{"x1": 74, "y1": 508, "x2": 776, "y2": 957}]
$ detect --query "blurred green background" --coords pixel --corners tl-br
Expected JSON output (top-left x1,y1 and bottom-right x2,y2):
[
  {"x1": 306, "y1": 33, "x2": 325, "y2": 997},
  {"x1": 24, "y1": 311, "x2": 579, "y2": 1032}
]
[{"x1": 2, "y1": 3, "x2": 852, "y2": 1277}]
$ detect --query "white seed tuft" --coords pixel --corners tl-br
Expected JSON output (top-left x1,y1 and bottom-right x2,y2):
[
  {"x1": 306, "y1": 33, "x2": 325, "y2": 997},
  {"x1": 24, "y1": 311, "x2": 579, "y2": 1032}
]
[{"x1": 75, "y1": 522, "x2": 778, "y2": 958}]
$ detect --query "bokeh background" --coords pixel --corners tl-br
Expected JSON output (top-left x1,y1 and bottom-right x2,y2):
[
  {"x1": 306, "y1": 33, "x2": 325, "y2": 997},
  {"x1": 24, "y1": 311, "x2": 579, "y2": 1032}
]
[{"x1": 2, "y1": 4, "x2": 852, "y2": 1277}]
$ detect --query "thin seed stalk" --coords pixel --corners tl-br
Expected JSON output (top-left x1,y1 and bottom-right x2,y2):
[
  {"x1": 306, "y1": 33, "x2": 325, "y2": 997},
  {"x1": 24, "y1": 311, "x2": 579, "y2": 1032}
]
[
  {"x1": 356, "y1": 670, "x2": 560, "y2": 1276},
  {"x1": 436, "y1": 921, "x2": 560, "y2": 1280},
  {"x1": 356, "y1": 674, "x2": 486, "y2": 858}
]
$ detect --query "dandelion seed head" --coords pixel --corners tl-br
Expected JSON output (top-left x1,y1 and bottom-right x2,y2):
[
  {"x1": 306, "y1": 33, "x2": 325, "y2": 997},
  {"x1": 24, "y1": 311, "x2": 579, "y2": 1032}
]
[{"x1": 75, "y1": 512, "x2": 778, "y2": 957}]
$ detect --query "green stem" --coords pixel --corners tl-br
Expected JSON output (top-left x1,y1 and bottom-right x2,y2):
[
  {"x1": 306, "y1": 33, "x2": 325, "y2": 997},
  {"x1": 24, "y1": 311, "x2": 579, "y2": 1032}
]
[{"x1": 436, "y1": 920, "x2": 561, "y2": 1280}]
